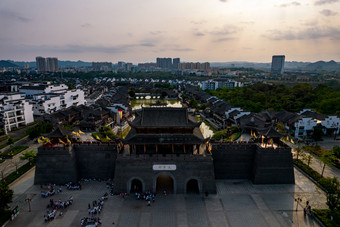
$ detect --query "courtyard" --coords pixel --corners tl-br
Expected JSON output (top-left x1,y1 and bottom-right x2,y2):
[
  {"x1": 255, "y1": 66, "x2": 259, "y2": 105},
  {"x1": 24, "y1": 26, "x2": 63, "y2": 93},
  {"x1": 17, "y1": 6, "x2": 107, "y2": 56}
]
[{"x1": 6, "y1": 167, "x2": 327, "y2": 227}]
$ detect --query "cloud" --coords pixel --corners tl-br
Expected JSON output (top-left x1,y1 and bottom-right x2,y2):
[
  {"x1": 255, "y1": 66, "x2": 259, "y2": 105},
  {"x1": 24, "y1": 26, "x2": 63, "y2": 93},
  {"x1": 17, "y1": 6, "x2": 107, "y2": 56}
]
[
  {"x1": 279, "y1": 1, "x2": 301, "y2": 7},
  {"x1": 210, "y1": 25, "x2": 241, "y2": 36},
  {"x1": 264, "y1": 26, "x2": 340, "y2": 40},
  {"x1": 314, "y1": 0, "x2": 339, "y2": 5},
  {"x1": 193, "y1": 32, "x2": 205, "y2": 37},
  {"x1": 0, "y1": 10, "x2": 30, "y2": 22},
  {"x1": 81, "y1": 23, "x2": 91, "y2": 28},
  {"x1": 171, "y1": 48, "x2": 194, "y2": 52},
  {"x1": 214, "y1": 37, "x2": 236, "y2": 42},
  {"x1": 319, "y1": 9, "x2": 338, "y2": 16},
  {"x1": 191, "y1": 20, "x2": 206, "y2": 25},
  {"x1": 16, "y1": 44, "x2": 136, "y2": 54},
  {"x1": 139, "y1": 42, "x2": 155, "y2": 47},
  {"x1": 150, "y1": 31, "x2": 164, "y2": 35}
]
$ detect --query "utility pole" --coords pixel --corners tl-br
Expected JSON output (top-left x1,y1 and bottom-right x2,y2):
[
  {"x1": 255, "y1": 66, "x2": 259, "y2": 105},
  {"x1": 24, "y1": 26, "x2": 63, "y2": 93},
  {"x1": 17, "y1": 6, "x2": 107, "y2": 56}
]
[{"x1": 25, "y1": 198, "x2": 32, "y2": 212}]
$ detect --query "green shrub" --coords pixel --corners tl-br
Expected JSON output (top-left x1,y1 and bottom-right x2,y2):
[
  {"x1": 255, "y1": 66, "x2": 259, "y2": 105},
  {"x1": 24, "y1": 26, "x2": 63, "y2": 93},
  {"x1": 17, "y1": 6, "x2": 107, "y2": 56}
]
[
  {"x1": 212, "y1": 129, "x2": 228, "y2": 140},
  {"x1": 26, "y1": 122, "x2": 53, "y2": 139},
  {"x1": 2, "y1": 162, "x2": 34, "y2": 186},
  {"x1": 0, "y1": 209, "x2": 11, "y2": 226},
  {"x1": 0, "y1": 136, "x2": 9, "y2": 143},
  {"x1": 6, "y1": 137, "x2": 14, "y2": 145},
  {"x1": 230, "y1": 126, "x2": 240, "y2": 134},
  {"x1": 1, "y1": 146, "x2": 28, "y2": 156},
  {"x1": 313, "y1": 209, "x2": 340, "y2": 227}
]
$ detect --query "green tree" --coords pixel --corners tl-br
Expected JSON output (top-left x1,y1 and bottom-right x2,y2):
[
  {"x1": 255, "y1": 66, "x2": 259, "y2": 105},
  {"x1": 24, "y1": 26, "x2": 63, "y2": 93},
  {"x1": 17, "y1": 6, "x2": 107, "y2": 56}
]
[
  {"x1": 295, "y1": 146, "x2": 305, "y2": 161},
  {"x1": 20, "y1": 150, "x2": 37, "y2": 165},
  {"x1": 27, "y1": 122, "x2": 53, "y2": 139},
  {"x1": 128, "y1": 89, "x2": 135, "y2": 97},
  {"x1": 319, "y1": 151, "x2": 335, "y2": 177},
  {"x1": 0, "y1": 181, "x2": 13, "y2": 212},
  {"x1": 7, "y1": 137, "x2": 14, "y2": 145},
  {"x1": 333, "y1": 146, "x2": 340, "y2": 159},
  {"x1": 325, "y1": 177, "x2": 340, "y2": 211},
  {"x1": 189, "y1": 99, "x2": 198, "y2": 109}
]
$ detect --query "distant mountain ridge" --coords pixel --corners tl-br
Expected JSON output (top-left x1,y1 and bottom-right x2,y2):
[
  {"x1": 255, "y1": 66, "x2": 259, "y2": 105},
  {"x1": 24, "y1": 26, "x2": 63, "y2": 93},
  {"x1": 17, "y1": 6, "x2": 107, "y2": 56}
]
[
  {"x1": 0, "y1": 60, "x2": 18, "y2": 68},
  {"x1": 210, "y1": 60, "x2": 340, "y2": 71},
  {"x1": 1, "y1": 59, "x2": 339, "y2": 72},
  {"x1": 5, "y1": 60, "x2": 92, "y2": 68},
  {"x1": 305, "y1": 60, "x2": 340, "y2": 71}
]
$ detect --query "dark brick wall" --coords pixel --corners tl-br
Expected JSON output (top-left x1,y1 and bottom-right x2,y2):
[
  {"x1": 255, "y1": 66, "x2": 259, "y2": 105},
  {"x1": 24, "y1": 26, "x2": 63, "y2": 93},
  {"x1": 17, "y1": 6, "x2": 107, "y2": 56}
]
[
  {"x1": 211, "y1": 143, "x2": 295, "y2": 184},
  {"x1": 114, "y1": 154, "x2": 216, "y2": 194},
  {"x1": 34, "y1": 144, "x2": 117, "y2": 185},
  {"x1": 252, "y1": 147, "x2": 295, "y2": 184},
  {"x1": 74, "y1": 144, "x2": 117, "y2": 179},
  {"x1": 34, "y1": 146, "x2": 78, "y2": 185},
  {"x1": 34, "y1": 143, "x2": 294, "y2": 190},
  {"x1": 212, "y1": 143, "x2": 256, "y2": 179}
]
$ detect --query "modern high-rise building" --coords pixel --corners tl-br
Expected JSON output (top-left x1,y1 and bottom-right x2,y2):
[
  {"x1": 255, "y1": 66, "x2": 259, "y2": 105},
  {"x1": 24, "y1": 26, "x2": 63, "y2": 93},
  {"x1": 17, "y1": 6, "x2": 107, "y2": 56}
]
[
  {"x1": 46, "y1": 57, "x2": 58, "y2": 72},
  {"x1": 156, "y1": 58, "x2": 172, "y2": 69},
  {"x1": 271, "y1": 55, "x2": 285, "y2": 74},
  {"x1": 172, "y1": 58, "x2": 180, "y2": 69},
  {"x1": 178, "y1": 62, "x2": 210, "y2": 70},
  {"x1": 36, "y1": 56, "x2": 58, "y2": 72},
  {"x1": 36, "y1": 56, "x2": 47, "y2": 72},
  {"x1": 92, "y1": 62, "x2": 113, "y2": 71}
]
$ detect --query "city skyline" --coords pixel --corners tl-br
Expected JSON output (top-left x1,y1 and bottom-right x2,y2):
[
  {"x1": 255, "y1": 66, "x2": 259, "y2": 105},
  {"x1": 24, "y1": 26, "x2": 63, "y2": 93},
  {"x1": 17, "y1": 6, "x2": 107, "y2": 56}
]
[{"x1": 1, "y1": 0, "x2": 340, "y2": 63}]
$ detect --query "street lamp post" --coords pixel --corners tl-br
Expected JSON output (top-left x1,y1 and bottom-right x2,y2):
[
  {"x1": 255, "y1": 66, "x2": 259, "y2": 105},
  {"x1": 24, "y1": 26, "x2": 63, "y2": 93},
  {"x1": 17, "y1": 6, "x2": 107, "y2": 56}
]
[
  {"x1": 25, "y1": 198, "x2": 32, "y2": 212},
  {"x1": 295, "y1": 196, "x2": 302, "y2": 212}
]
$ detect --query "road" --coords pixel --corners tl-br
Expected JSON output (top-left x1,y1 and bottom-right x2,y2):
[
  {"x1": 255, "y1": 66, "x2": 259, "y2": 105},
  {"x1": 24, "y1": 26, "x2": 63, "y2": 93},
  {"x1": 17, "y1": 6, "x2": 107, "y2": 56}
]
[
  {"x1": 288, "y1": 140, "x2": 340, "y2": 180},
  {"x1": 0, "y1": 140, "x2": 40, "y2": 180}
]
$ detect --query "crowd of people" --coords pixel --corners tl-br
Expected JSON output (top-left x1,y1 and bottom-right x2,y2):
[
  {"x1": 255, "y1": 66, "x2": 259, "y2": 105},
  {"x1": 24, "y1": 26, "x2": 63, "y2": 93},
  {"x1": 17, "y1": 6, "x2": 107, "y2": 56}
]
[
  {"x1": 40, "y1": 184, "x2": 63, "y2": 197},
  {"x1": 44, "y1": 196, "x2": 73, "y2": 222},
  {"x1": 134, "y1": 191, "x2": 156, "y2": 206},
  {"x1": 81, "y1": 192, "x2": 108, "y2": 226},
  {"x1": 80, "y1": 217, "x2": 102, "y2": 226},
  {"x1": 66, "y1": 181, "x2": 81, "y2": 190},
  {"x1": 88, "y1": 199, "x2": 104, "y2": 216}
]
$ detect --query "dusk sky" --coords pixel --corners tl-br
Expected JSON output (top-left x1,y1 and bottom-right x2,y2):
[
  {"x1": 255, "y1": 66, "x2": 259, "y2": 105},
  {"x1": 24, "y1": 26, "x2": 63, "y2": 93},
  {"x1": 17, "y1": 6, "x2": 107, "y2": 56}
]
[{"x1": 1, "y1": 0, "x2": 340, "y2": 63}]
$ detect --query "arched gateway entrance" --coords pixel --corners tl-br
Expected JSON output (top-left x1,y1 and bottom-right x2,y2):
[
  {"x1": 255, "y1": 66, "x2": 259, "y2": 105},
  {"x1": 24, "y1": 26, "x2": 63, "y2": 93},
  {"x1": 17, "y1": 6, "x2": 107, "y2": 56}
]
[
  {"x1": 186, "y1": 179, "x2": 200, "y2": 194},
  {"x1": 130, "y1": 179, "x2": 143, "y2": 193},
  {"x1": 155, "y1": 174, "x2": 174, "y2": 194}
]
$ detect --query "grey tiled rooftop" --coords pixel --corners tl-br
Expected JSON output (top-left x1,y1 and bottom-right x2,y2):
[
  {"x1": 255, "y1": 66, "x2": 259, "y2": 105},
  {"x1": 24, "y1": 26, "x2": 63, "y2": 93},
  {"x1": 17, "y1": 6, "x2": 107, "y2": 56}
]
[{"x1": 7, "y1": 168, "x2": 326, "y2": 227}]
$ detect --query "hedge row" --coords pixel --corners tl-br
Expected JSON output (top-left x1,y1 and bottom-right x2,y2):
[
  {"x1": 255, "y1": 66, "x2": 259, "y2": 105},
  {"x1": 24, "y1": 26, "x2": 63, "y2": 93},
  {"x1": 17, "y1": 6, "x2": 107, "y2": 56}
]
[
  {"x1": 1, "y1": 146, "x2": 29, "y2": 156},
  {"x1": 0, "y1": 210, "x2": 11, "y2": 226},
  {"x1": 313, "y1": 209, "x2": 340, "y2": 227},
  {"x1": 0, "y1": 135, "x2": 9, "y2": 143},
  {"x1": 1, "y1": 162, "x2": 35, "y2": 186}
]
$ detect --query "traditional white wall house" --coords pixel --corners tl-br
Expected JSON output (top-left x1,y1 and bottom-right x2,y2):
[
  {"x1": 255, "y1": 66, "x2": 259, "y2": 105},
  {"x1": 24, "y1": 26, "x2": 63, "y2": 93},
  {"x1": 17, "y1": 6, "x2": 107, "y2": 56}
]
[
  {"x1": 20, "y1": 83, "x2": 85, "y2": 116},
  {"x1": 32, "y1": 94, "x2": 61, "y2": 115},
  {"x1": 20, "y1": 83, "x2": 68, "y2": 97},
  {"x1": 321, "y1": 115, "x2": 340, "y2": 135},
  {"x1": 0, "y1": 92, "x2": 34, "y2": 134},
  {"x1": 294, "y1": 117, "x2": 318, "y2": 138}
]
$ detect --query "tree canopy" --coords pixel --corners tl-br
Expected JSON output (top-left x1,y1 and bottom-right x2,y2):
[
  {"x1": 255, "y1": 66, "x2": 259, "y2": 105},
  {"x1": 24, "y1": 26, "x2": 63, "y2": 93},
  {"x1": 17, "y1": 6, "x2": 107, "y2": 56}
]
[
  {"x1": 0, "y1": 181, "x2": 13, "y2": 212},
  {"x1": 206, "y1": 83, "x2": 340, "y2": 115}
]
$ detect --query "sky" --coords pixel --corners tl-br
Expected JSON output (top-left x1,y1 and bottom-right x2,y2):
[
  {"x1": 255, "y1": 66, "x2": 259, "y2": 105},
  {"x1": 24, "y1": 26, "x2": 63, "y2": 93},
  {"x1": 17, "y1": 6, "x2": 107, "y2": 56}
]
[{"x1": 0, "y1": 0, "x2": 340, "y2": 63}]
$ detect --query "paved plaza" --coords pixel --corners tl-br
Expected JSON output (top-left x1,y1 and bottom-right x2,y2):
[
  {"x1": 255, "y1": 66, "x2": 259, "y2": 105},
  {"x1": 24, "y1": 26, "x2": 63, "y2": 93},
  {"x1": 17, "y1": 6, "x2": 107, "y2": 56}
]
[{"x1": 6, "y1": 168, "x2": 327, "y2": 227}]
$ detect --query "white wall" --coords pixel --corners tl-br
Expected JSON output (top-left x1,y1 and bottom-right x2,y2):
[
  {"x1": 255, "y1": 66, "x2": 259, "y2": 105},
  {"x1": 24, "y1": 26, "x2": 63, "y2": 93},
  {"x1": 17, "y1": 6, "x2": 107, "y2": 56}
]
[
  {"x1": 294, "y1": 117, "x2": 317, "y2": 138},
  {"x1": 23, "y1": 101, "x2": 34, "y2": 124}
]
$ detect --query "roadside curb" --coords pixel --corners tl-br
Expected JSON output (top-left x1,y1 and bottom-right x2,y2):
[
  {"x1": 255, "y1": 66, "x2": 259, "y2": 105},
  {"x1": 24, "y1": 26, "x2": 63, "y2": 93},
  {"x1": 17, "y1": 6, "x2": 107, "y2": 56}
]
[{"x1": 8, "y1": 166, "x2": 36, "y2": 188}]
